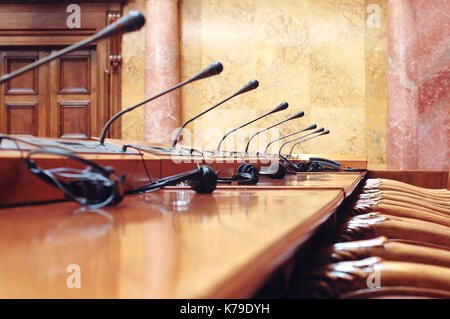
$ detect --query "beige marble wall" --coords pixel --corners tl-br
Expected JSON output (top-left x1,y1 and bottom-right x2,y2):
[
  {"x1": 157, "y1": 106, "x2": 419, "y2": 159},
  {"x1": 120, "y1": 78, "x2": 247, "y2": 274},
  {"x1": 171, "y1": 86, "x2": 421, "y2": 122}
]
[
  {"x1": 122, "y1": 0, "x2": 388, "y2": 168},
  {"x1": 122, "y1": 0, "x2": 146, "y2": 141},
  {"x1": 365, "y1": 0, "x2": 388, "y2": 169},
  {"x1": 179, "y1": 0, "x2": 388, "y2": 168}
]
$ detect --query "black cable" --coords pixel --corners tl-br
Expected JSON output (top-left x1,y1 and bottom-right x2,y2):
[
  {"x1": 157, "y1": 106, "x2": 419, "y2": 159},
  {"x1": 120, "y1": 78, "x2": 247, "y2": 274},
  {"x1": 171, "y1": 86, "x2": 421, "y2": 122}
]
[
  {"x1": 127, "y1": 165, "x2": 217, "y2": 195},
  {"x1": 120, "y1": 144, "x2": 152, "y2": 183},
  {"x1": 2, "y1": 134, "x2": 218, "y2": 206},
  {"x1": 25, "y1": 147, "x2": 123, "y2": 209},
  {"x1": 0, "y1": 135, "x2": 124, "y2": 209}
]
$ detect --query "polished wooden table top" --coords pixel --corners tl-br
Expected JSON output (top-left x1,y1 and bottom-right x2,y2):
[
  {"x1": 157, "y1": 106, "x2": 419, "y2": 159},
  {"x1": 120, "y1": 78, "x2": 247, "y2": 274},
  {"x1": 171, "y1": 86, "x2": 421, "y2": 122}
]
[
  {"x1": 0, "y1": 139, "x2": 364, "y2": 298},
  {"x1": 0, "y1": 188, "x2": 344, "y2": 298}
]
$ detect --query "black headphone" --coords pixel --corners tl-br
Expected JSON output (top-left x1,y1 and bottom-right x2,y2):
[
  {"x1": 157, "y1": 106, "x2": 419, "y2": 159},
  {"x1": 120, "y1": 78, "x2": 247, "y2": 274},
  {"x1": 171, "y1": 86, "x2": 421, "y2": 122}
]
[
  {"x1": 217, "y1": 161, "x2": 286, "y2": 185},
  {"x1": 259, "y1": 162, "x2": 287, "y2": 179},
  {"x1": 217, "y1": 163, "x2": 259, "y2": 185},
  {"x1": 24, "y1": 147, "x2": 125, "y2": 208},
  {"x1": 280, "y1": 155, "x2": 341, "y2": 172},
  {"x1": 129, "y1": 165, "x2": 218, "y2": 194}
]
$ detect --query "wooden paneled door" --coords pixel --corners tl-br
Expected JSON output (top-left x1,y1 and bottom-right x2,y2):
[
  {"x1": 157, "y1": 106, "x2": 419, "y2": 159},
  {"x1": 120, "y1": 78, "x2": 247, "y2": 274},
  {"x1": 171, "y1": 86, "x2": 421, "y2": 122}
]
[
  {"x1": 0, "y1": 47, "x2": 97, "y2": 139},
  {"x1": 0, "y1": 49, "x2": 44, "y2": 136},
  {"x1": 0, "y1": 1, "x2": 125, "y2": 140},
  {"x1": 50, "y1": 48, "x2": 97, "y2": 139}
]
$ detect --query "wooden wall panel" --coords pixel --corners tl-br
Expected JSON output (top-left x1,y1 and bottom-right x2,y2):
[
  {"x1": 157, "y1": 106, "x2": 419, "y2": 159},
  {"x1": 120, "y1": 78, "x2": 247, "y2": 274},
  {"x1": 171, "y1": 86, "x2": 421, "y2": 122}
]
[
  {"x1": 58, "y1": 101, "x2": 90, "y2": 138},
  {"x1": 6, "y1": 102, "x2": 37, "y2": 135},
  {"x1": 58, "y1": 55, "x2": 90, "y2": 94},
  {"x1": 1, "y1": 50, "x2": 41, "y2": 136},
  {"x1": 367, "y1": 170, "x2": 450, "y2": 189},
  {"x1": 0, "y1": 3, "x2": 105, "y2": 32},
  {"x1": 5, "y1": 55, "x2": 38, "y2": 95},
  {"x1": 50, "y1": 48, "x2": 96, "y2": 139}
]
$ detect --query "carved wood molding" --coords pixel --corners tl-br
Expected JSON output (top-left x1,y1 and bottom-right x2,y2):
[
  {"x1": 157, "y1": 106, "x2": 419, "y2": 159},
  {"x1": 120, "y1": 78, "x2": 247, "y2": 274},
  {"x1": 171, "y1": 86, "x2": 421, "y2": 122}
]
[{"x1": 107, "y1": 11, "x2": 121, "y2": 75}]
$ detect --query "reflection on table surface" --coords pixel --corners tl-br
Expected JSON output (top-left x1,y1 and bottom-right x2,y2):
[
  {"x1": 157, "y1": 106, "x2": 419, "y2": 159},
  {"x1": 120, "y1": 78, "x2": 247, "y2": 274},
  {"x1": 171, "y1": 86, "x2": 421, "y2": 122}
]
[{"x1": 0, "y1": 188, "x2": 344, "y2": 298}]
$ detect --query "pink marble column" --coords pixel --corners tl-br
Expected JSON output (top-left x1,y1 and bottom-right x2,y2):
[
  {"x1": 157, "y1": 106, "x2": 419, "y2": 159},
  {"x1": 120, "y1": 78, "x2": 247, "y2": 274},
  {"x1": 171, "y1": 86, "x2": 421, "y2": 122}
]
[
  {"x1": 387, "y1": 0, "x2": 449, "y2": 170},
  {"x1": 387, "y1": 0, "x2": 419, "y2": 170},
  {"x1": 415, "y1": 0, "x2": 449, "y2": 170},
  {"x1": 144, "y1": 0, "x2": 180, "y2": 143}
]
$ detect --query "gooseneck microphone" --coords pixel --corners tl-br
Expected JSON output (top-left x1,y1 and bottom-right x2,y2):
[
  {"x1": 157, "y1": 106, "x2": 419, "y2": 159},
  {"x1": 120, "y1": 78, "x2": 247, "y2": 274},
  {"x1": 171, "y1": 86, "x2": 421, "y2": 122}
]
[
  {"x1": 278, "y1": 127, "x2": 325, "y2": 156},
  {"x1": 263, "y1": 124, "x2": 317, "y2": 154},
  {"x1": 99, "y1": 61, "x2": 224, "y2": 145},
  {"x1": 170, "y1": 79, "x2": 259, "y2": 149},
  {"x1": 288, "y1": 129, "x2": 330, "y2": 156},
  {"x1": 0, "y1": 11, "x2": 146, "y2": 84},
  {"x1": 215, "y1": 102, "x2": 289, "y2": 153},
  {"x1": 244, "y1": 110, "x2": 304, "y2": 154}
]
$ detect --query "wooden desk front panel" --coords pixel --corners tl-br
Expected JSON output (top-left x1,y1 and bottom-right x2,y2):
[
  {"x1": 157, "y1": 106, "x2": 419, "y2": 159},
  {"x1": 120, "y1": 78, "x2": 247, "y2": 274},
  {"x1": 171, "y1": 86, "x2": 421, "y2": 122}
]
[
  {"x1": 0, "y1": 188, "x2": 344, "y2": 298},
  {"x1": 0, "y1": 148, "x2": 363, "y2": 206},
  {"x1": 0, "y1": 151, "x2": 161, "y2": 206}
]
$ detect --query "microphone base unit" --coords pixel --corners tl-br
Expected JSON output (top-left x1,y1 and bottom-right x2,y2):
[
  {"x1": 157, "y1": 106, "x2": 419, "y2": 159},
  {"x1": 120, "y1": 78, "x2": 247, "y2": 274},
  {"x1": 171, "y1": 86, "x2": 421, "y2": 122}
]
[
  {"x1": 121, "y1": 144, "x2": 210, "y2": 157},
  {"x1": 210, "y1": 150, "x2": 263, "y2": 158},
  {"x1": 0, "y1": 136, "x2": 139, "y2": 154}
]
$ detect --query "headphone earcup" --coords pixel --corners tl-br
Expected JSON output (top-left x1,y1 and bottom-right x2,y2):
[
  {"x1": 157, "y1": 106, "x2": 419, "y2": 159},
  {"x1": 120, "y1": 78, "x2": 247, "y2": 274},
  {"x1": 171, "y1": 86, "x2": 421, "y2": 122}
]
[
  {"x1": 237, "y1": 163, "x2": 259, "y2": 184},
  {"x1": 191, "y1": 165, "x2": 217, "y2": 194},
  {"x1": 267, "y1": 162, "x2": 286, "y2": 179},
  {"x1": 67, "y1": 179, "x2": 111, "y2": 204},
  {"x1": 307, "y1": 161, "x2": 324, "y2": 172},
  {"x1": 294, "y1": 162, "x2": 307, "y2": 172},
  {"x1": 236, "y1": 163, "x2": 252, "y2": 174},
  {"x1": 217, "y1": 164, "x2": 258, "y2": 185}
]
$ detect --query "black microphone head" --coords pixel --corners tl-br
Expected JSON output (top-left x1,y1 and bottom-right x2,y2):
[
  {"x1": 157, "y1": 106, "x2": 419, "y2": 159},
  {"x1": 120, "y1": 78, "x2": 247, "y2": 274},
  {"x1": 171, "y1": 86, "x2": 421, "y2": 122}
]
[
  {"x1": 235, "y1": 79, "x2": 259, "y2": 96},
  {"x1": 116, "y1": 11, "x2": 146, "y2": 33},
  {"x1": 323, "y1": 129, "x2": 330, "y2": 135},
  {"x1": 189, "y1": 62, "x2": 224, "y2": 82},
  {"x1": 288, "y1": 110, "x2": 304, "y2": 120},
  {"x1": 271, "y1": 102, "x2": 289, "y2": 113},
  {"x1": 315, "y1": 127, "x2": 325, "y2": 133},
  {"x1": 305, "y1": 124, "x2": 317, "y2": 130}
]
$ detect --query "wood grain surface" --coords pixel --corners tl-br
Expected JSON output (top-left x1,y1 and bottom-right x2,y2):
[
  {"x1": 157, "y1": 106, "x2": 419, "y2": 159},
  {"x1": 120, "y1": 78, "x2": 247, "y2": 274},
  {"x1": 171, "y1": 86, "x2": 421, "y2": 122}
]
[{"x1": 0, "y1": 188, "x2": 344, "y2": 298}]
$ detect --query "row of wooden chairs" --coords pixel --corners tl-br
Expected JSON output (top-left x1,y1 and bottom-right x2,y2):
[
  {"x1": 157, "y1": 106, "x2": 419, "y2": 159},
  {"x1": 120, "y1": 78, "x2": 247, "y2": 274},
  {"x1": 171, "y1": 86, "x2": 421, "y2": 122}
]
[{"x1": 290, "y1": 178, "x2": 450, "y2": 298}]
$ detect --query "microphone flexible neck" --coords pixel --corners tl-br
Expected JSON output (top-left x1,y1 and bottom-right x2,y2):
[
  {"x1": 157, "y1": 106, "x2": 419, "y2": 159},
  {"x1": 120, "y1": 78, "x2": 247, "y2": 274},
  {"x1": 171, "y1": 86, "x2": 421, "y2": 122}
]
[
  {"x1": 288, "y1": 130, "x2": 329, "y2": 156},
  {"x1": 171, "y1": 79, "x2": 259, "y2": 149},
  {"x1": 215, "y1": 110, "x2": 277, "y2": 153},
  {"x1": 264, "y1": 125, "x2": 316, "y2": 154},
  {"x1": 278, "y1": 129, "x2": 324, "y2": 156},
  {"x1": 99, "y1": 78, "x2": 190, "y2": 145},
  {"x1": 171, "y1": 92, "x2": 240, "y2": 149},
  {"x1": 244, "y1": 117, "x2": 293, "y2": 154}
]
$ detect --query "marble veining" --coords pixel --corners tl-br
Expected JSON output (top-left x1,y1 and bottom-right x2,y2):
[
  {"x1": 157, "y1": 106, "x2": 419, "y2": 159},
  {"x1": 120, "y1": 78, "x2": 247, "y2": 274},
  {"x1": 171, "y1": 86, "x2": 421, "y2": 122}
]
[{"x1": 179, "y1": 0, "x2": 387, "y2": 168}]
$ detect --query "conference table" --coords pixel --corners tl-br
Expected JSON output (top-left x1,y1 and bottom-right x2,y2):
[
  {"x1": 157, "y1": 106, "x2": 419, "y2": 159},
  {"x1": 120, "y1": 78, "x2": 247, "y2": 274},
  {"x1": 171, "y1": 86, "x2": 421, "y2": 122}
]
[{"x1": 0, "y1": 138, "x2": 368, "y2": 298}]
